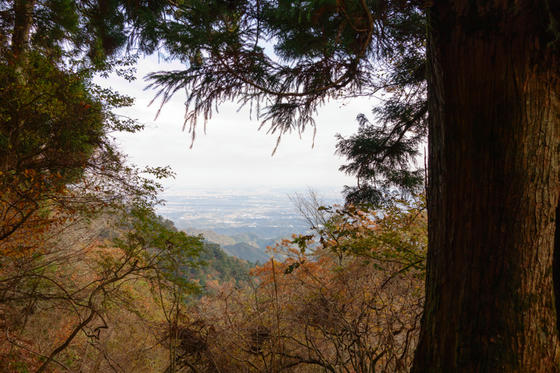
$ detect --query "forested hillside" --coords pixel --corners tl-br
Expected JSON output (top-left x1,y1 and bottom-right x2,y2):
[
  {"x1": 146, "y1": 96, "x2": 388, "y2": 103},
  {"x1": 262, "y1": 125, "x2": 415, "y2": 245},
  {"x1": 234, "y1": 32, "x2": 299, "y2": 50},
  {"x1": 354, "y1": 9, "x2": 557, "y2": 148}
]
[
  {"x1": 0, "y1": 208, "x2": 251, "y2": 371},
  {"x1": 184, "y1": 228, "x2": 276, "y2": 263},
  {"x1": 173, "y1": 197, "x2": 427, "y2": 372},
  {"x1": 0, "y1": 0, "x2": 250, "y2": 370},
  {"x1": 1, "y1": 0, "x2": 559, "y2": 372},
  {"x1": 190, "y1": 242, "x2": 252, "y2": 287}
]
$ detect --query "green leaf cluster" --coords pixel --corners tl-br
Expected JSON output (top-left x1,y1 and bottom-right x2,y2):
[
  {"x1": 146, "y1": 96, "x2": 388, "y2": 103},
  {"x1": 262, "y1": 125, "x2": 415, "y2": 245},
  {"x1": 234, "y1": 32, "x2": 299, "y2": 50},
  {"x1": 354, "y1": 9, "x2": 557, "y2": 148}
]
[
  {"x1": 0, "y1": 53, "x2": 104, "y2": 184},
  {"x1": 110, "y1": 207, "x2": 204, "y2": 294}
]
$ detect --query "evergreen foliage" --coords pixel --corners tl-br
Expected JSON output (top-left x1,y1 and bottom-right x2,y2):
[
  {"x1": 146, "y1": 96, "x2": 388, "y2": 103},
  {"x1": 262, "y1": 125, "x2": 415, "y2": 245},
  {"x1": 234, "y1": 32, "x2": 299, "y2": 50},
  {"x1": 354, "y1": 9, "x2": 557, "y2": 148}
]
[
  {"x1": 0, "y1": 0, "x2": 173, "y2": 248},
  {"x1": 144, "y1": 0, "x2": 427, "y2": 204},
  {"x1": 0, "y1": 2, "x2": 248, "y2": 370},
  {"x1": 0, "y1": 0, "x2": 170, "y2": 66},
  {"x1": 0, "y1": 52, "x2": 104, "y2": 184}
]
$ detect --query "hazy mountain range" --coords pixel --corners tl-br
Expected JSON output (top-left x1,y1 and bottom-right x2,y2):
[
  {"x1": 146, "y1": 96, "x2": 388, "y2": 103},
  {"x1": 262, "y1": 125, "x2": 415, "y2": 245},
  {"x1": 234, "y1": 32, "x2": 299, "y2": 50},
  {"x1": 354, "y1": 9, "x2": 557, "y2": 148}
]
[{"x1": 182, "y1": 228, "x2": 276, "y2": 263}]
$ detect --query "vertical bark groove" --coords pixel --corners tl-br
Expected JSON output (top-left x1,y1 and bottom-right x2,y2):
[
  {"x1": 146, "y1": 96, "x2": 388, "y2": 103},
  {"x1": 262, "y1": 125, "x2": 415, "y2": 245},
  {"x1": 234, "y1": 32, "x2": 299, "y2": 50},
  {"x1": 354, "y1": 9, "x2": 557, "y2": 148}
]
[{"x1": 554, "y1": 203, "x2": 560, "y2": 338}]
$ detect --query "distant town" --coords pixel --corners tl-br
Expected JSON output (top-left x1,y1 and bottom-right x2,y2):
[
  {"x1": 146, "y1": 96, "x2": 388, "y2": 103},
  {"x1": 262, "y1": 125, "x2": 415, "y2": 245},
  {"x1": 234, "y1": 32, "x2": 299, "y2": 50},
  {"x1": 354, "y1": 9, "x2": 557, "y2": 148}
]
[{"x1": 157, "y1": 188, "x2": 343, "y2": 262}]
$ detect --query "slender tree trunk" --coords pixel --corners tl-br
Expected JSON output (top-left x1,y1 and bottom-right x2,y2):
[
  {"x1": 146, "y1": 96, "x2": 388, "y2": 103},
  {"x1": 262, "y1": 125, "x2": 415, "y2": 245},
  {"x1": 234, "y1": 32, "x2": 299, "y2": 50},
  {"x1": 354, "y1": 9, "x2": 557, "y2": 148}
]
[{"x1": 413, "y1": 1, "x2": 560, "y2": 372}]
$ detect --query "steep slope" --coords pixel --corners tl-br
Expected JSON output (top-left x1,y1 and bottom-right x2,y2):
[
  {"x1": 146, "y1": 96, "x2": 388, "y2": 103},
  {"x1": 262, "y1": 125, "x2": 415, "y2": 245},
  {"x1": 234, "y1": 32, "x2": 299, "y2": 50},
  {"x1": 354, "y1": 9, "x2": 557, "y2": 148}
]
[
  {"x1": 184, "y1": 228, "x2": 277, "y2": 263},
  {"x1": 188, "y1": 242, "x2": 253, "y2": 288},
  {"x1": 222, "y1": 242, "x2": 270, "y2": 263}
]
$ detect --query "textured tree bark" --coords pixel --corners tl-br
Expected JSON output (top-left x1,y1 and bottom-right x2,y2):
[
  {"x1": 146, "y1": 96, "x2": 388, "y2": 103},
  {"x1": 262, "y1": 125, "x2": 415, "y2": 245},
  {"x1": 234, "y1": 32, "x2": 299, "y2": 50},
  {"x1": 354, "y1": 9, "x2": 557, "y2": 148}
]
[
  {"x1": 11, "y1": 0, "x2": 36, "y2": 57},
  {"x1": 412, "y1": 1, "x2": 560, "y2": 372}
]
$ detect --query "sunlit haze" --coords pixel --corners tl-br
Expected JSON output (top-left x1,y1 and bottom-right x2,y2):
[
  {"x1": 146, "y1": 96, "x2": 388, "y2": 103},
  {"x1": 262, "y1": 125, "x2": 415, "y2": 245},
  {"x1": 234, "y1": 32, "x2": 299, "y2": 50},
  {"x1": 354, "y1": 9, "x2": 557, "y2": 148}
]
[{"x1": 101, "y1": 55, "x2": 373, "y2": 196}]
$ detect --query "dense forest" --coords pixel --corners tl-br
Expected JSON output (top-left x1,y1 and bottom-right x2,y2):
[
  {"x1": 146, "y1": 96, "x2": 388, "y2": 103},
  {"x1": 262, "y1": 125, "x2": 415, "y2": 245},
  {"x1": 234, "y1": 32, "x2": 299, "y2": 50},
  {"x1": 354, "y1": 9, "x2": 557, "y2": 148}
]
[{"x1": 1, "y1": 0, "x2": 559, "y2": 372}]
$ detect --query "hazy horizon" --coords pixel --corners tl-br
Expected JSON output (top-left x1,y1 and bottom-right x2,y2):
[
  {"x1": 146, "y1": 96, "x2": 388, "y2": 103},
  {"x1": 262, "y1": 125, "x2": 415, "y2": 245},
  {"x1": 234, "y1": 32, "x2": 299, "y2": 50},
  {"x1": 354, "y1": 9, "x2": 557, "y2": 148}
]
[{"x1": 99, "y1": 55, "x2": 376, "y2": 195}]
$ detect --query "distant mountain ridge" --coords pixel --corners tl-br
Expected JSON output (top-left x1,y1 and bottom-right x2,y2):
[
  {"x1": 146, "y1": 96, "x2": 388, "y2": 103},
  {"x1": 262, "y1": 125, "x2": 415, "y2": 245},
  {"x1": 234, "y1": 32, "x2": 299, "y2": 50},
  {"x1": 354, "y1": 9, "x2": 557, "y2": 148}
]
[{"x1": 184, "y1": 228, "x2": 277, "y2": 263}]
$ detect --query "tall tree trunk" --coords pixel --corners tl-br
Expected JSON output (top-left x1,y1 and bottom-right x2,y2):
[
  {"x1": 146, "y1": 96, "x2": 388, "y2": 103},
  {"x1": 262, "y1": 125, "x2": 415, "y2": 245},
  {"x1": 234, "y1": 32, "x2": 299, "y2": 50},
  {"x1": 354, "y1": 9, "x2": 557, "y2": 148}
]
[
  {"x1": 12, "y1": 0, "x2": 35, "y2": 57},
  {"x1": 412, "y1": 1, "x2": 560, "y2": 372}
]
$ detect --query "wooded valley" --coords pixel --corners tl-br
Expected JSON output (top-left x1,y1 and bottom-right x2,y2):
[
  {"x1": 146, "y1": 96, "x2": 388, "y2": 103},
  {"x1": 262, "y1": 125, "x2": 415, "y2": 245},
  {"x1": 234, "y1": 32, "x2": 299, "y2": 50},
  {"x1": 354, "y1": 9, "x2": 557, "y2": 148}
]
[{"x1": 1, "y1": 0, "x2": 559, "y2": 372}]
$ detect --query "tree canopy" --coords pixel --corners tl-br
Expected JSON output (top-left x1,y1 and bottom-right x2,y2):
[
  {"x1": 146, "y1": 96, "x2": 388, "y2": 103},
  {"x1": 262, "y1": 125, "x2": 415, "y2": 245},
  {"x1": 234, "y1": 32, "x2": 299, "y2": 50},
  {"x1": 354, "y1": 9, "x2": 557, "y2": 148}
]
[
  {"x1": 0, "y1": 0, "x2": 174, "y2": 249},
  {"x1": 142, "y1": 1, "x2": 560, "y2": 371},
  {"x1": 1, "y1": 0, "x2": 170, "y2": 66},
  {"x1": 144, "y1": 0, "x2": 427, "y2": 203},
  {"x1": 2, "y1": 1, "x2": 560, "y2": 371}
]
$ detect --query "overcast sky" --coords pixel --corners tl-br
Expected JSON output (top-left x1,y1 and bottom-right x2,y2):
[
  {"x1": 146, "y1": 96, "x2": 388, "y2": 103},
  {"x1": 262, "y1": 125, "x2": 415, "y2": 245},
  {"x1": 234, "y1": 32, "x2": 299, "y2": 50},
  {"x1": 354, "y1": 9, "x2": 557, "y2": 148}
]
[{"x1": 101, "y1": 55, "x2": 375, "y2": 195}]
